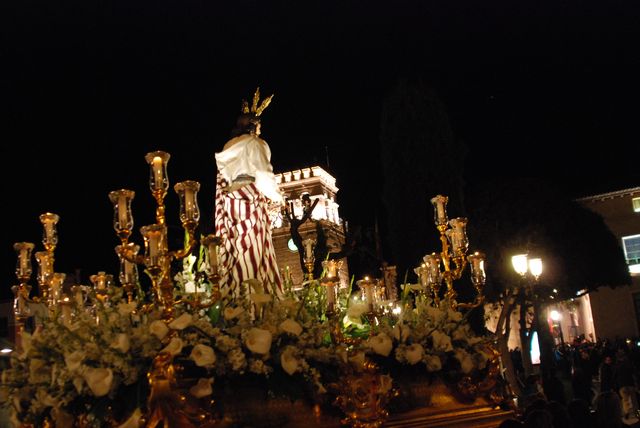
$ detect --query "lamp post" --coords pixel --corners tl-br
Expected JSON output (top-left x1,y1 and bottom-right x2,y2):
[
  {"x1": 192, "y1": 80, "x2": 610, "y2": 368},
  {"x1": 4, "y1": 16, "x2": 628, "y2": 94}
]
[
  {"x1": 512, "y1": 253, "x2": 555, "y2": 390},
  {"x1": 550, "y1": 309, "x2": 565, "y2": 347}
]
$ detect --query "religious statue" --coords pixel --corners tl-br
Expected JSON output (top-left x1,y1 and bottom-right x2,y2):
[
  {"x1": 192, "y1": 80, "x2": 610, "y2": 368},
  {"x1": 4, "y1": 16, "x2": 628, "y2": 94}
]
[{"x1": 214, "y1": 88, "x2": 284, "y2": 299}]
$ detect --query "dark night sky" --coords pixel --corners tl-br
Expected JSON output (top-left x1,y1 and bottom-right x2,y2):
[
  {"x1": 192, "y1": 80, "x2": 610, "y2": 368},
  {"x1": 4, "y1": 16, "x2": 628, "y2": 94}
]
[{"x1": 2, "y1": 1, "x2": 639, "y2": 293}]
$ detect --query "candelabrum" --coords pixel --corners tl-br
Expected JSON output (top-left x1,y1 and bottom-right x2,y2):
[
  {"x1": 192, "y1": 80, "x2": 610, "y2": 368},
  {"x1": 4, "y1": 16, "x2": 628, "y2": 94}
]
[
  {"x1": 12, "y1": 242, "x2": 35, "y2": 352},
  {"x1": 320, "y1": 259, "x2": 343, "y2": 317},
  {"x1": 356, "y1": 276, "x2": 381, "y2": 338},
  {"x1": 11, "y1": 212, "x2": 62, "y2": 349},
  {"x1": 418, "y1": 195, "x2": 486, "y2": 309},
  {"x1": 111, "y1": 151, "x2": 218, "y2": 321},
  {"x1": 302, "y1": 237, "x2": 316, "y2": 280}
]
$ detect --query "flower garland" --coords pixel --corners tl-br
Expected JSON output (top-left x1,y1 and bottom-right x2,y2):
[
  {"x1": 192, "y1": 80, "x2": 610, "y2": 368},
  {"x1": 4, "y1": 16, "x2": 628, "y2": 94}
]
[{"x1": 1, "y1": 274, "x2": 495, "y2": 427}]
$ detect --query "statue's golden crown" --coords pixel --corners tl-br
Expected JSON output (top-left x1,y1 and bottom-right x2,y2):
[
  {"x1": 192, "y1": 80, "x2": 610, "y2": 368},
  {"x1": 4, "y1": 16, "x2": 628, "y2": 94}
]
[{"x1": 241, "y1": 87, "x2": 274, "y2": 117}]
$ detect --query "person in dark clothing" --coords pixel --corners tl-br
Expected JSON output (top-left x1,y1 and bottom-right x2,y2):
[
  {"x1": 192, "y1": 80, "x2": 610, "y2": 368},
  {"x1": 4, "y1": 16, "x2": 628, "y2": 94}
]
[
  {"x1": 567, "y1": 398, "x2": 595, "y2": 428},
  {"x1": 546, "y1": 400, "x2": 571, "y2": 428},
  {"x1": 571, "y1": 366, "x2": 593, "y2": 404},
  {"x1": 613, "y1": 349, "x2": 638, "y2": 421},
  {"x1": 599, "y1": 354, "x2": 615, "y2": 393},
  {"x1": 594, "y1": 391, "x2": 624, "y2": 428}
]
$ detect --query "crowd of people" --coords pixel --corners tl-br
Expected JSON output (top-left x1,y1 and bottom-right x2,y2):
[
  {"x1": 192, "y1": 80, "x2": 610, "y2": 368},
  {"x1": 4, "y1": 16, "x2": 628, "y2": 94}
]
[{"x1": 499, "y1": 336, "x2": 640, "y2": 427}]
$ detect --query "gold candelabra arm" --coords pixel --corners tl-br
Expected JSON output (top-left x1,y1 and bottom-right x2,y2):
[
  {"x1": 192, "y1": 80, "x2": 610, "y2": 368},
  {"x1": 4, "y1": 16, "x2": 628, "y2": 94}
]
[
  {"x1": 451, "y1": 255, "x2": 468, "y2": 280},
  {"x1": 171, "y1": 225, "x2": 197, "y2": 261},
  {"x1": 152, "y1": 189, "x2": 167, "y2": 225},
  {"x1": 117, "y1": 245, "x2": 146, "y2": 265}
]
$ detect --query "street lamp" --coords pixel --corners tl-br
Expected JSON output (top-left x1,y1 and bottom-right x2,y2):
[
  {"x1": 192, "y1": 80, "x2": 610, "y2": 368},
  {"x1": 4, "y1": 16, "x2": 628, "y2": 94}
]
[
  {"x1": 549, "y1": 309, "x2": 565, "y2": 346},
  {"x1": 512, "y1": 254, "x2": 543, "y2": 281}
]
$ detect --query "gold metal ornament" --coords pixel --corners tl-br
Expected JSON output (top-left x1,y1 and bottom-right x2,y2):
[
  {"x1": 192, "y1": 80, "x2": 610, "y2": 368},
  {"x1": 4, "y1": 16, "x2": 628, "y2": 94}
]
[{"x1": 241, "y1": 87, "x2": 274, "y2": 116}]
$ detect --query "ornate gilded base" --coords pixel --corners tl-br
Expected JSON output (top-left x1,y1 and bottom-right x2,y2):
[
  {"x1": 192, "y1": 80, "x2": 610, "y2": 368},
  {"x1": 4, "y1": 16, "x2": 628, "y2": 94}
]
[
  {"x1": 385, "y1": 376, "x2": 514, "y2": 427},
  {"x1": 213, "y1": 376, "x2": 513, "y2": 428}
]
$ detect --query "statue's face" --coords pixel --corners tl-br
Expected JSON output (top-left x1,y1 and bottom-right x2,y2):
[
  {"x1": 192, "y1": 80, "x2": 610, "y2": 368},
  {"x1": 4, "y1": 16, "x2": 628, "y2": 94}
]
[{"x1": 254, "y1": 122, "x2": 261, "y2": 136}]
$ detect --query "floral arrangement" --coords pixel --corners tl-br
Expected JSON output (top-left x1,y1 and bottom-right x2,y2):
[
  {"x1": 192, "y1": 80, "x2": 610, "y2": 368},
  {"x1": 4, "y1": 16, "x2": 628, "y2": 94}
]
[{"x1": 1, "y1": 256, "x2": 498, "y2": 427}]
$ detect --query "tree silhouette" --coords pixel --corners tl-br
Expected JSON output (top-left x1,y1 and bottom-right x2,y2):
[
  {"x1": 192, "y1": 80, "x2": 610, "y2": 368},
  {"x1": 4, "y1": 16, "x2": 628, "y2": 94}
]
[
  {"x1": 465, "y1": 176, "x2": 631, "y2": 396},
  {"x1": 379, "y1": 77, "x2": 467, "y2": 278}
]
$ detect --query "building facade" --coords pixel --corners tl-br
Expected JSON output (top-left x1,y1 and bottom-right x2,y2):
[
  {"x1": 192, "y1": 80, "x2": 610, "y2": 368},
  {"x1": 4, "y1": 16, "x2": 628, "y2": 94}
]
[
  {"x1": 574, "y1": 187, "x2": 640, "y2": 340},
  {"x1": 271, "y1": 166, "x2": 349, "y2": 287}
]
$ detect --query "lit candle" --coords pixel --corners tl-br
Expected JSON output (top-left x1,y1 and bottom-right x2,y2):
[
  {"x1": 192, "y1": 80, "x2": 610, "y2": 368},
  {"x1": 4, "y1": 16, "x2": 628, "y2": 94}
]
[
  {"x1": 61, "y1": 297, "x2": 72, "y2": 326},
  {"x1": 152, "y1": 156, "x2": 164, "y2": 189},
  {"x1": 304, "y1": 239, "x2": 314, "y2": 260},
  {"x1": 327, "y1": 261, "x2": 337, "y2": 278},
  {"x1": 363, "y1": 277, "x2": 374, "y2": 307},
  {"x1": 124, "y1": 260, "x2": 134, "y2": 282},
  {"x1": 436, "y1": 204, "x2": 444, "y2": 222},
  {"x1": 209, "y1": 243, "x2": 218, "y2": 270},
  {"x1": 326, "y1": 283, "x2": 335, "y2": 308},
  {"x1": 44, "y1": 222, "x2": 54, "y2": 241},
  {"x1": 184, "y1": 188, "x2": 195, "y2": 220},
  {"x1": 118, "y1": 195, "x2": 128, "y2": 226},
  {"x1": 73, "y1": 286, "x2": 84, "y2": 307},
  {"x1": 149, "y1": 235, "x2": 160, "y2": 258},
  {"x1": 19, "y1": 248, "x2": 28, "y2": 275}
]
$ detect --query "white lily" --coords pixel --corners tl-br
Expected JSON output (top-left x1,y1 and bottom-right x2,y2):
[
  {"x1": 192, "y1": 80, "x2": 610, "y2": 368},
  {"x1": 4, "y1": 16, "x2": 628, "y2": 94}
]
[
  {"x1": 190, "y1": 344, "x2": 216, "y2": 367},
  {"x1": 368, "y1": 333, "x2": 393, "y2": 357},
  {"x1": 169, "y1": 313, "x2": 193, "y2": 330},
  {"x1": 245, "y1": 328, "x2": 272, "y2": 354},
  {"x1": 189, "y1": 378, "x2": 214, "y2": 398},
  {"x1": 83, "y1": 367, "x2": 113, "y2": 397},
  {"x1": 405, "y1": 343, "x2": 424, "y2": 365},
  {"x1": 161, "y1": 337, "x2": 184, "y2": 356},
  {"x1": 149, "y1": 320, "x2": 169, "y2": 340},
  {"x1": 279, "y1": 319, "x2": 302, "y2": 336},
  {"x1": 280, "y1": 346, "x2": 299, "y2": 375}
]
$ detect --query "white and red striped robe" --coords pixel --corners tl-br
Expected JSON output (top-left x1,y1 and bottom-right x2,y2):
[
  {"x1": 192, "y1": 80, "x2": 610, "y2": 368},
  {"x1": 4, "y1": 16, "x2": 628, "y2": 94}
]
[{"x1": 215, "y1": 173, "x2": 283, "y2": 299}]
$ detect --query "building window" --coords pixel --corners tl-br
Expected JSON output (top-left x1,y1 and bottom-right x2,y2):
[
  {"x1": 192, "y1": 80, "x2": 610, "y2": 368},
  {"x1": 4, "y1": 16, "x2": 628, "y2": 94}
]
[
  {"x1": 623, "y1": 234, "x2": 640, "y2": 274},
  {"x1": 633, "y1": 197, "x2": 640, "y2": 213}
]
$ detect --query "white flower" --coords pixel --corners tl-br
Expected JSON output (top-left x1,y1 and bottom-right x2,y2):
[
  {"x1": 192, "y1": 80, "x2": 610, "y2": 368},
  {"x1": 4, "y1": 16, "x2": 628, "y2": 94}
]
[
  {"x1": 392, "y1": 323, "x2": 410, "y2": 343},
  {"x1": 405, "y1": 344, "x2": 424, "y2": 365},
  {"x1": 425, "y1": 354, "x2": 442, "y2": 372},
  {"x1": 28, "y1": 359, "x2": 49, "y2": 384},
  {"x1": 223, "y1": 306, "x2": 245, "y2": 320},
  {"x1": 455, "y1": 349, "x2": 474, "y2": 374},
  {"x1": 111, "y1": 333, "x2": 130, "y2": 353},
  {"x1": 162, "y1": 337, "x2": 184, "y2": 356},
  {"x1": 245, "y1": 328, "x2": 272, "y2": 354},
  {"x1": 64, "y1": 350, "x2": 85, "y2": 372},
  {"x1": 279, "y1": 319, "x2": 302, "y2": 336},
  {"x1": 169, "y1": 313, "x2": 193, "y2": 330},
  {"x1": 447, "y1": 308, "x2": 463, "y2": 322},
  {"x1": 190, "y1": 344, "x2": 216, "y2": 367},
  {"x1": 346, "y1": 302, "x2": 369, "y2": 323},
  {"x1": 280, "y1": 346, "x2": 299, "y2": 375},
  {"x1": 83, "y1": 367, "x2": 113, "y2": 397},
  {"x1": 73, "y1": 376, "x2": 84, "y2": 393},
  {"x1": 431, "y1": 330, "x2": 453, "y2": 352},
  {"x1": 117, "y1": 302, "x2": 137, "y2": 317},
  {"x1": 117, "y1": 408, "x2": 142, "y2": 428},
  {"x1": 20, "y1": 332, "x2": 33, "y2": 358},
  {"x1": 189, "y1": 378, "x2": 213, "y2": 398},
  {"x1": 227, "y1": 348, "x2": 247, "y2": 371},
  {"x1": 149, "y1": 320, "x2": 169, "y2": 340},
  {"x1": 368, "y1": 333, "x2": 393, "y2": 357}
]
